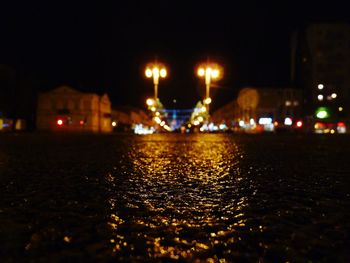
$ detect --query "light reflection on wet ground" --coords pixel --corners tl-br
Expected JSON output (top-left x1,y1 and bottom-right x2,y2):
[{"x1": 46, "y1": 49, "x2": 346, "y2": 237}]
[
  {"x1": 0, "y1": 133, "x2": 349, "y2": 262},
  {"x1": 106, "y1": 134, "x2": 246, "y2": 261}
]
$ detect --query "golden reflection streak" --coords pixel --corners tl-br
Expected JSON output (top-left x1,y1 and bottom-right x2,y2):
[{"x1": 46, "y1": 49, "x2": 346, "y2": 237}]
[{"x1": 106, "y1": 134, "x2": 249, "y2": 260}]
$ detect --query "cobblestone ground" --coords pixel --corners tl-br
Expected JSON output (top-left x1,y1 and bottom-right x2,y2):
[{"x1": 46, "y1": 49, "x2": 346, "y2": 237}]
[{"x1": 0, "y1": 133, "x2": 349, "y2": 262}]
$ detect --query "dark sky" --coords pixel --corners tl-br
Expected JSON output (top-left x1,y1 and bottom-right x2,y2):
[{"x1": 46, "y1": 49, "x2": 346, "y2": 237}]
[{"x1": 1, "y1": 0, "x2": 349, "y2": 110}]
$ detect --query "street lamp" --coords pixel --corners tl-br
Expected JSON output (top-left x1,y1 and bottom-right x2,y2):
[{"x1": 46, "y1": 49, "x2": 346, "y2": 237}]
[
  {"x1": 197, "y1": 62, "x2": 222, "y2": 112},
  {"x1": 145, "y1": 62, "x2": 167, "y2": 100}
]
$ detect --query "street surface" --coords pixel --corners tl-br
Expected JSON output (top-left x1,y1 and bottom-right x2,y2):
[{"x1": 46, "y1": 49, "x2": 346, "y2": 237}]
[{"x1": 0, "y1": 133, "x2": 349, "y2": 262}]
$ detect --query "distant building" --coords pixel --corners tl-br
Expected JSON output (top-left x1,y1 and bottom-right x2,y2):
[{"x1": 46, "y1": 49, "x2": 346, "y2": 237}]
[
  {"x1": 292, "y1": 23, "x2": 350, "y2": 122},
  {"x1": 111, "y1": 106, "x2": 152, "y2": 132},
  {"x1": 211, "y1": 87, "x2": 303, "y2": 131},
  {"x1": 36, "y1": 86, "x2": 112, "y2": 132}
]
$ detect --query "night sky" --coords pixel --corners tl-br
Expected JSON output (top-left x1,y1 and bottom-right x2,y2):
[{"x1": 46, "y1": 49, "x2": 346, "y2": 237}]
[{"x1": 1, "y1": 0, "x2": 349, "y2": 111}]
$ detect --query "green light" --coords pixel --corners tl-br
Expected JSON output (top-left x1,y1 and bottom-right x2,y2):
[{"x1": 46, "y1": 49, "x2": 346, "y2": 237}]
[{"x1": 316, "y1": 107, "x2": 329, "y2": 119}]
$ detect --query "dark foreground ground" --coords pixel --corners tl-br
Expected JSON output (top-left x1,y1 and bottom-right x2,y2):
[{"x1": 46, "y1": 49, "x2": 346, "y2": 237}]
[{"x1": 0, "y1": 133, "x2": 349, "y2": 262}]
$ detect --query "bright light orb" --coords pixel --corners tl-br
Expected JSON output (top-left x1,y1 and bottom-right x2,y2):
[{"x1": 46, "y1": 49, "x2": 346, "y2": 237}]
[
  {"x1": 112, "y1": 121, "x2": 117, "y2": 127},
  {"x1": 154, "y1": 117, "x2": 161, "y2": 124},
  {"x1": 160, "y1": 68, "x2": 167, "y2": 78},
  {"x1": 145, "y1": 68, "x2": 152, "y2": 78},
  {"x1": 316, "y1": 109, "x2": 329, "y2": 119},
  {"x1": 331, "y1": 93, "x2": 337, "y2": 99},
  {"x1": 152, "y1": 67, "x2": 159, "y2": 77},
  {"x1": 146, "y1": 98, "x2": 155, "y2": 106},
  {"x1": 284, "y1": 117, "x2": 292, "y2": 126},
  {"x1": 57, "y1": 119, "x2": 63, "y2": 126},
  {"x1": 204, "y1": 97, "x2": 212, "y2": 104},
  {"x1": 197, "y1": 68, "x2": 205, "y2": 77},
  {"x1": 318, "y1": 84, "x2": 324, "y2": 90},
  {"x1": 317, "y1": 94, "x2": 324, "y2": 101},
  {"x1": 211, "y1": 69, "x2": 219, "y2": 78}
]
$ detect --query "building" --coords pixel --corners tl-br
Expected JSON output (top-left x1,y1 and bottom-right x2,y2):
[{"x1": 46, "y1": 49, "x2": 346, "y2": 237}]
[
  {"x1": 111, "y1": 106, "x2": 152, "y2": 132},
  {"x1": 211, "y1": 87, "x2": 303, "y2": 131},
  {"x1": 36, "y1": 86, "x2": 112, "y2": 132},
  {"x1": 292, "y1": 23, "x2": 350, "y2": 127}
]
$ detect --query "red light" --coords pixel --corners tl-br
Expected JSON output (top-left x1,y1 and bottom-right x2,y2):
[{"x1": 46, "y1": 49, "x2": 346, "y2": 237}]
[
  {"x1": 79, "y1": 120, "x2": 84, "y2": 125},
  {"x1": 338, "y1": 122, "x2": 345, "y2": 127},
  {"x1": 57, "y1": 119, "x2": 63, "y2": 126},
  {"x1": 296, "y1": 121, "x2": 303, "y2": 128}
]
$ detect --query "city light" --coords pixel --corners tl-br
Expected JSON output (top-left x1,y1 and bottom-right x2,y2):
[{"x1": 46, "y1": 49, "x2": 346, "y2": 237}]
[
  {"x1": 196, "y1": 61, "x2": 223, "y2": 114},
  {"x1": 154, "y1": 116, "x2": 161, "y2": 124},
  {"x1": 331, "y1": 93, "x2": 337, "y2": 99},
  {"x1": 204, "y1": 97, "x2": 212, "y2": 104},
  {"x1": 316, "y1": 107, "x2": 330, "y2": 119},
  {"x1": 318, "y1": 84, "x2": 324, "y2": 90},
  {"x1": 284, "y1": 117, "x2": 292, "y2": 126},
  {"x1": 258, "y1": 118, "x2": 272, "y2": 125},
  {"x1": 145, "y1": 68, "x2": 152, "y2": 78},
  {"x1": 339, "y1": 107, "x2": 343, "y2": 112},
  {"x1": 57, "y1": 119, "x2": 63, "y2": 126},
  {"x1": 197, "y1": 68, "x2": 205, "y2": 77},
  {"x1": 112, "y1": 121, "x2": 117, "y2": 127},
  {"x1": 317, "y1": 94, "x2": 324, "y2": 101},
  {"x1": 146, "y1": 98, "x2": 155, "y2": 106},
  {"x1": 296, "y1": 121, "x2": 303, "y2": 128},
  {"x1": 145, "y1": 62, "x2": 167, "y2": 100}
]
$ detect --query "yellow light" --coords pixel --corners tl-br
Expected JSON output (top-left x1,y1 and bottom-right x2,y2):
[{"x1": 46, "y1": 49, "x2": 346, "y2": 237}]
[
  {"x1": 205, "y1": 67, "x2": 212, "y2": 76},
  {"x1": 201, "y1": 106, "x2": 206, "y2": 112},
  {"x1": 151, "y1": 106, "x2": 156, "y2": 112},
  {"x1": 160, "y1": 68, "x2": 167, "y2": 78},
  {"x1": 152, "y1": 67, "x2": 159, "y2": 77},
  {"x1": 331, "y1": 93, "x2": 337, "y2": 99},
  {"x1": 154, "y1": 117, "x2": 161, "y2": 124},
  {"x1": 198, "y1": 116, "x2": 204, "y2": 122},
  {"x1": 193, "y1": 120, "x2": 200, "y2": 126},
  {"x1": 197, "y1": 68, "x2": 205, "y2": 77},
  {"x1": 112, "y1": 121, "x2": 117, "y2": 127},
  {"x1": 330, "y1": 129, "x2": 335, "y2": 134},
  {"x1": 145, "y1": 68, "x2": 152, "y2": 78},
  {"x1": 339, "y1": 107, "x2": 343, "y2": 112},
  {"x1": 160, "y1": 121, "x2": 165, "y2": 127},
  {"x1": 155, "y1": 111, "x2": 160, "y2": 116},
  {"x1": 146, "y1": 98, "x2": 155, "y2": 106},
  {"x1": 211, "y1": 69, "x2": 219, "y2": 79},
  {"x1": 204, "y1": 97, "x2": 212, "y2": 104}
]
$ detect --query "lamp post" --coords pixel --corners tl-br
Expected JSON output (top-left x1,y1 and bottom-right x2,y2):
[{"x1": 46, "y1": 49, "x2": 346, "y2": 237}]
[
  {"x1": 145, "y1": 62, "x2": 167, "y2": 101},
  {"x1": 197, "y1": 62, "x2": 222, "y2": 113}
]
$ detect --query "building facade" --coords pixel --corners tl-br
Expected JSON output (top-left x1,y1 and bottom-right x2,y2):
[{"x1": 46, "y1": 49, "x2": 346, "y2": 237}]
[
  {"x1": 37, "y1": 86, "x2": 112, "y2": 132},
  {"x1": 211, "y1": 87, "x2": 303, "y2": 131},
  {"x1": 293, "y1": 23, "x2": 350, "y2": 125}
]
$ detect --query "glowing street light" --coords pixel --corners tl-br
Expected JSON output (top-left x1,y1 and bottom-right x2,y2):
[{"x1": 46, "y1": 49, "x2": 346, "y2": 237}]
[
  {"x1": 146, "y1": 98, "x2": 155, "y2": 106},
  {"x1": 145, "y1": 62, "x2": 167, "y2": 100},
  {"x1": 197, "y1": 61, "x2": 222, "y2": 112}
]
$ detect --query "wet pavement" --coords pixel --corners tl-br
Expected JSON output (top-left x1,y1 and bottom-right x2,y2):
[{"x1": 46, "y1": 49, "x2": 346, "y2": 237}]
[{"x1": 0, "y1": 133, "x2": 349, "y2": 262}]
